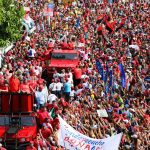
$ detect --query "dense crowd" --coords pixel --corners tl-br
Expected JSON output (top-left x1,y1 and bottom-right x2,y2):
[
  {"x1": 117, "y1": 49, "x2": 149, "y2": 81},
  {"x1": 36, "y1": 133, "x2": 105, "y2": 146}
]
[{"x1": 0, "y1": 0, "x2": 150, "y2": 150}]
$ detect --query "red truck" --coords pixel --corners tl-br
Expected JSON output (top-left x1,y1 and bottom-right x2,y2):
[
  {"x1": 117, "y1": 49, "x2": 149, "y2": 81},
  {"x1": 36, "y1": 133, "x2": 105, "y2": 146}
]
[
  {"x1": 0, "y1": 92, "x2": 37, "y2": 150},
  {"x1": 42, "y1": 49, "x2": 82, "y2": 83}
]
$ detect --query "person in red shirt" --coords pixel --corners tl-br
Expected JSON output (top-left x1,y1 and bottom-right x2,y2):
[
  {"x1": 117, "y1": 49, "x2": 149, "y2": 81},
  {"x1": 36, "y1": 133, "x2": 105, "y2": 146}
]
[
  {"x1": 40, "y1": 124, "x2": 52, "y2": 139},
  {"x1": 60, "y1": 40, "x2": 68, "y2": 49},
  {"x1": 51, "y1": 115, "x2": 59, "y2": 130},
  {"x1": 37, "y1": 106, "x2": 50, "y2": 125},
  {"x1": 25, "y1": 141, "x2": 37, "y2": 150},
  {"x1": 46, "y1": 100, "x2": 58, "y2": 112},
  {"x1": 74, "y1": 67, "x2": 82, "y2": 85},
  {"x1": 9, "y1": 74, "x2": 20, "y2": 92},
  {"x1": 20, "y1": 79, "x2": 31, "y2": 93}
]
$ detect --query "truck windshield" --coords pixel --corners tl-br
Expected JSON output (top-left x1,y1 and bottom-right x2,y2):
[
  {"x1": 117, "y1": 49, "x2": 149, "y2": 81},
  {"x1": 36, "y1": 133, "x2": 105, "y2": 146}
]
[
  {"x1": 0, "y1": 116, "x2": 9, "y2": 126},
  {"x1": 51, "y1": 53, "x2": 78, "y2": 60},
  {"x1": 0, "y1": 116, "x2": 36, "y2": 126},
  {"x1": 21, "y1": 116, "x2": 36, "y2": 126}
]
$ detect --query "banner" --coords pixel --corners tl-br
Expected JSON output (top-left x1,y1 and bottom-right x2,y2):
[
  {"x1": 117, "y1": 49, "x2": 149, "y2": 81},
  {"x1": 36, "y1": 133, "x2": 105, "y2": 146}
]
[
  {"x1": 43, "y1": 3, "x2": 54, "y2": 17},
  {"x1": 58, "y1": 116, "x2": 122, "y2": 150},
  {"x1": 97, "y1": 109, "x2": 108, "y2": 117}
]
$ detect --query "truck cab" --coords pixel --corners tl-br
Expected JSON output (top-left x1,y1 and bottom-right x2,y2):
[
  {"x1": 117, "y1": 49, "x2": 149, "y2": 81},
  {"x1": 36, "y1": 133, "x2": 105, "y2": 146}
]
[
  {"x1": 49, "y1": 50, "x2": 79, "y2": 68},
  {"x1": 44, "y1": 49, "x2": 81, "y2": 81},
  {"x1": 0, "y1": 93, "x2": 37, "y2": 150}
]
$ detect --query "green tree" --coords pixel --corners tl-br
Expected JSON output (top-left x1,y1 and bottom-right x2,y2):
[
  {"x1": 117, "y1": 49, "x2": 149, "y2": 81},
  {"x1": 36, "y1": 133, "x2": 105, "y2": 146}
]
[{"x1": 0, "y1": 0, "x2": 25, "y2": 47}]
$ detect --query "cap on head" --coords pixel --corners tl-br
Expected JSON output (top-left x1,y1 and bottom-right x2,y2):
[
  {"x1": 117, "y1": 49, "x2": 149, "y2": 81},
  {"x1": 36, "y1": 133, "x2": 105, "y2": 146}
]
[{"x1": 39, "y1": 85, "x2": 43, "y2": 91}]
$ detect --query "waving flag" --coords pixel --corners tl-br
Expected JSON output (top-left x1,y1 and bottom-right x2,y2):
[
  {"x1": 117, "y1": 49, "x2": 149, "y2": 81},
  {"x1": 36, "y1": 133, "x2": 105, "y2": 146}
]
[
  {"x1": 75, "y1": 17, "x2": 80, "y2": 28},
  {"x1": 49, "y1": 108, "x2": 55, "y2": 119},
  {"x1": 96, "y1": 60, "x2": 104, "y2": 80},
  {"x1": 119, "y1": 63, "x2": 126, "y2": 88}
]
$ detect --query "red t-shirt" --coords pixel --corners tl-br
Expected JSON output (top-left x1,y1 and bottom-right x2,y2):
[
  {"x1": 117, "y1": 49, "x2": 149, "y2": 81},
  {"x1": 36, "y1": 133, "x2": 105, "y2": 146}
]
[
  {"x1": 46, "y1": 104, "x2": 58, "y2": 111},
  {"x1": 68, "y1": 42, "x2": 74, "y2": 50},
  {"x1": 61, "y1": 42, "x2": 68, "y2": 49},
  {"x1": 41, "y1": 128, "x2": 51, "y2": 139},
  {"x1": 0, "y1": 84, "x2": 8, "y2": 92},
  {"x1": 9, "y1": 76, "x2": 20, "y2": 92},
  {"x1": 38, "y1": 111, "x2": 50, "y2": 125},
  {"x1": 74, "y1": 68, "x2": 82, "y2": 79},
  {"x1": 51, "y1": 118, "x2": 59, "y2": 129},
  {"x1": 20, "y1": 83, "x2": 30, "y2": 93},
  {"x1": 29, "y1": 81, "x2": 37, "y2": 92}
]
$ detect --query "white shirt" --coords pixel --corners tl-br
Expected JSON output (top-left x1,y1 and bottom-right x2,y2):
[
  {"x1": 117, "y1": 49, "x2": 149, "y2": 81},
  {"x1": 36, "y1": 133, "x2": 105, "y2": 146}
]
[
  {"x1": 35, "y1": 91, "x2": 46, "y2": 105},
  {"x1": 48, "y1": 94, "x2": 57, "y2": 104},
  {"x1": 49, "y1": 82, "x2": 57, "y2": 91},
  {"x1": 70, "y1": 90, "x2": 75, "y2": 97},
  {"x1": 34, "y1": 68, "x2": 40, "y2": 76},
  {"x1": 42, "y1": 86, "x2": 49, "y2": 102},
  {"x1": 37, "y1": 66, "x2": 42, "y2": 74},
  {"x1": 56, "y1": 82, "x2": 63, "y2": 91},
  {"x1": 83, "y1": 82, "x2": 88, "y2": 88},
  {"x1": 53, "y1": 73, "x2": 60, "y2": 79}
]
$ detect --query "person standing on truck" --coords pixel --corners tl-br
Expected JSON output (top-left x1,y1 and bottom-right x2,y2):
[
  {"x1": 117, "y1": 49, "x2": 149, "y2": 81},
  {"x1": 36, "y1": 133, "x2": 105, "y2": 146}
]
[
  {"x1": 49, "y1": 79, "x2": 57, "y2": 95},
  {"x1": 9, "y1": 73, "x2": 20, "y2": 92},
  {"x1": 20, "y1": 78, "x2": 31, "y2": 93},
  {"x1": 35, "y1": 85, "x2": 46, "y2": 108},
  {"x1": 59, "y1": 69, "x2": 66, "y2": 83},
  {"x1": 63, "y1": 79, "x2": 71, "y2": 102},
  {"x1": 74, "y1": 67, "x2": 82, "y2": 85},
  {"x1": 56, "y1": 79, "x2": 63, "y2": 98}
]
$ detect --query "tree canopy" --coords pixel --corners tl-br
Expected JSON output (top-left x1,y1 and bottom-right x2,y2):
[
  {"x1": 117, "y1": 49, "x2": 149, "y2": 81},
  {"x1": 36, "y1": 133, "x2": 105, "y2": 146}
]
[{"x1": 0, "y1": 0, "x2": 24, "y2": 47}]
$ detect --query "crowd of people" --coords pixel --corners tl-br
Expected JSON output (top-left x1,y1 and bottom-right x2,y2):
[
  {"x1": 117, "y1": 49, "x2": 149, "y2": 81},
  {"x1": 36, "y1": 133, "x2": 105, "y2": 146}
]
[{"x1": 0, "y1": 0, "x2": 149, "y2": 150}]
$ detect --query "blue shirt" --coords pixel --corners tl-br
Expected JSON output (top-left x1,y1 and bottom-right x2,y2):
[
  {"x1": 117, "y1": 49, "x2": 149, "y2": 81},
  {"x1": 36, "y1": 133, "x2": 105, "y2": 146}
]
[{"x1": 64, "y1": 82, "x2": 71, "y2": 93}]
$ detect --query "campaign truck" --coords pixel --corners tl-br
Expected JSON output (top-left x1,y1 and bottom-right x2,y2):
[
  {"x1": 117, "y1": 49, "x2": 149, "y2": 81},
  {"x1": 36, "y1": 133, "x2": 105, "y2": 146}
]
[
  {"x1": 0, "y1": 93, "x2": 37, "y2": 150},
  {"x1": 42, "y1": 49, "x2": 82, "y2": 83}
]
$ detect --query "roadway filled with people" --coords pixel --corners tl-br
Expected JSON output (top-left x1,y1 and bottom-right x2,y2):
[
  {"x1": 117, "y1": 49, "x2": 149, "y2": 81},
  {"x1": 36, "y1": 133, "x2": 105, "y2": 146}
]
[{"x1": 0, "y1": 0, "x2": 149, "y2": 150}]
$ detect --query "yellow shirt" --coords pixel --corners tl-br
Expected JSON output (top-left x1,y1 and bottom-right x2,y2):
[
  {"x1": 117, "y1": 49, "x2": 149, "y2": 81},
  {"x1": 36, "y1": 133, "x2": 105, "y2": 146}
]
[{"x1": 91, "y1": 94, "x2": 95, "y2": 100}]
